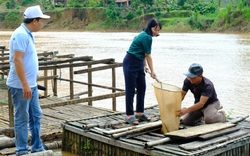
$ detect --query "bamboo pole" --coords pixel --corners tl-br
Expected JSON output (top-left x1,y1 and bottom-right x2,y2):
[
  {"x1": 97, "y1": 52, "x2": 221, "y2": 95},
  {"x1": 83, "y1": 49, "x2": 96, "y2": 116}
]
[
  {"x1": 26, "y1": 150, "x2": 54, "y2": 156},
  {"x1": 94, "y1": 121, "x2": 162, "y2": 135},
  {"x1": 144, "y1": 137, "x2": 171, "y2": 148},
  {"x1": 0, "y1": 136, "x2": 15, "y2": 149},
  {"x1": 111, "y1": 121, "x2": 162, "y2": 139},
  {"x1": 229, "y1": 115, "x2": 249, "y2": 124}
]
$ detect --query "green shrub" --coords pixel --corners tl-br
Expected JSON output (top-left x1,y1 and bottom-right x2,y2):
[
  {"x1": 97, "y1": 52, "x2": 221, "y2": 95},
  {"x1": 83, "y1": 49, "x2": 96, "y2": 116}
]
[
  {"x1": 20, "y1": 0, "x2": 36, "y2": 5},
  {"x1": 242, "y1": 7, "x2": 250, "y2": 20},
  {"x1": 126, "y1": 12, "x2": 134, "y2": 20},
  {"x1": 4, "y1": 10, "x2": 22, "y2": 28},
  {"x1": 136, "y1": 8, "x2": 142, "y2": 16},
  {"x1": 194, "y1": 1, "x2": 218, "y2": 15},
  {"x1": 5, "y1": 1, "x2": 11, "y2": 9},
  {"x1": 0, "y1": 12, "x2": 5, "y2": 21},
  {"x1": 50, "y1": 4, "x2": 55, "y2": 10}
]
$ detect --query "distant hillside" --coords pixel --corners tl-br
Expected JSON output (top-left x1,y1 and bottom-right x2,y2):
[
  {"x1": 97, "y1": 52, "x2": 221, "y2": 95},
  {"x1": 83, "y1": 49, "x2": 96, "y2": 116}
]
[{"x1": 1, "y1": 7, "x2": 250, "y2": 33}]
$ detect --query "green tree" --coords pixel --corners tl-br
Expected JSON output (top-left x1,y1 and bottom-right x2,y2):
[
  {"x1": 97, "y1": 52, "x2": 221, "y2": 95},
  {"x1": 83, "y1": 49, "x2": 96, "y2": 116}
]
[
  {"x1": 11, "y1": 0, "x2": 15, "y2": 8},
  {"x1": 177, "y1": 0, "x2": 186, "y2": 6},
  {"x1": 5, "y1": 1, "x2": 11, "y2": 9},
  {"x1": 21, "y1": 0, "x2": 36, "y2": 5},
  {"x1": 5, "y1": 0, "x2": 15, "y2": 9},
  {"x1": 38, "y1": 0, "x2": 51, "y2": 8},
  {"x1": 141, "y1": 0, "x2": 154, "y2": 6},
  {"x1": 84, "y1": 0, "x2": 101, "y2": 7}
]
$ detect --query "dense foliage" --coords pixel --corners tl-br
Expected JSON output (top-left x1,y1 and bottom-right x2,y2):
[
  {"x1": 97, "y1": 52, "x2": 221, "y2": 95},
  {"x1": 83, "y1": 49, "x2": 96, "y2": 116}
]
[{"x1": 0, "y1": 0, "x2": 250, "y2": 32}]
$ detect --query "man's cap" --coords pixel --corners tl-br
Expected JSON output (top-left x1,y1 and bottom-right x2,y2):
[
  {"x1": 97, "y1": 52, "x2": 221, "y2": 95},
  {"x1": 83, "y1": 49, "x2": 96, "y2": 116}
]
[
  {"x1": 23, "y1": 5, "x2": 50, "y2": 19},
  {"x1": 184, "y1": 63, "x2": 203, "y2": 78}
]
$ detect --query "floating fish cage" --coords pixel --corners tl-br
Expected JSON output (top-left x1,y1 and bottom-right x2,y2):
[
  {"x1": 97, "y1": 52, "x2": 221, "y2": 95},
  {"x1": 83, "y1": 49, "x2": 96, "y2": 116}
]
[{"x1": 61, "y1": 105, "x2": 250, "y2": 156}]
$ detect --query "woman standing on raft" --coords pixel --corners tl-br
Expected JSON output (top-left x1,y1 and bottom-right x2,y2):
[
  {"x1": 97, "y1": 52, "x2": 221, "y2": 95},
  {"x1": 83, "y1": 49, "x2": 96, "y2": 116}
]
[{"x1": 123, "y1": 18, "x2": 162, "y2": 125}]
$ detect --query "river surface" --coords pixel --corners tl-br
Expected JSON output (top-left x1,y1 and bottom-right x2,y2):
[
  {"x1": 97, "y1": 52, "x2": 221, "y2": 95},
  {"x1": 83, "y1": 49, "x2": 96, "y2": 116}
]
[
  {"x1": 1, "y1": 31, "x2": 250, "y2": 155},
  {"x1": 1, "y1": 31, "x2": 250, "y2": 118}
]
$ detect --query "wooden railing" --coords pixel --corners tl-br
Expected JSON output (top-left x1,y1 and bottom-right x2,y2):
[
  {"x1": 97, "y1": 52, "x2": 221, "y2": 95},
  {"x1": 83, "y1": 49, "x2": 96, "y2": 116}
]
[{"x1": 0, "y1": 47, "x2": 124, "y2": 132}]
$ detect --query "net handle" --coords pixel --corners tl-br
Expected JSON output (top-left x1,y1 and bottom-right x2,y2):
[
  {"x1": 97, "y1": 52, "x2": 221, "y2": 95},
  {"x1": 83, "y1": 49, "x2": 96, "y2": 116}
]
[{"x1": 146, "y1": 71, "x2": 162, "y2": 83}]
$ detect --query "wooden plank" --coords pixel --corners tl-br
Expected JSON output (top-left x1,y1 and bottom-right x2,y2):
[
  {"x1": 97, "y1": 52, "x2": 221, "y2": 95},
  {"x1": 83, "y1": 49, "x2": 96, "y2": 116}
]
[
  {"x1": 179, "y1": 130, "x2": 248, "y2": 151},
  {"x1": 199, "y1": 126, "x2": 240, "y2": 140},
  {"x1": 164, "y1": 123, "x2": 236, "y2": 139}
]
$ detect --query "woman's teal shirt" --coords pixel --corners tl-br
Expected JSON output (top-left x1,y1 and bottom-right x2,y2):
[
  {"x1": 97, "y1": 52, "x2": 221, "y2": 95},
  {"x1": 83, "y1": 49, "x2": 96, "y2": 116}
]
[{"x1": 127, "y1": 31, "x2": 152, "y2": 60}]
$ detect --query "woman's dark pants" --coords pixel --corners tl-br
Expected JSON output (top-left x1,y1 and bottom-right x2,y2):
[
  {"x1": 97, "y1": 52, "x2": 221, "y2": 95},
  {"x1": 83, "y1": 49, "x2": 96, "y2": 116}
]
[{"x1": 123, "y1": 53, "x2": 146, "y2": 115}]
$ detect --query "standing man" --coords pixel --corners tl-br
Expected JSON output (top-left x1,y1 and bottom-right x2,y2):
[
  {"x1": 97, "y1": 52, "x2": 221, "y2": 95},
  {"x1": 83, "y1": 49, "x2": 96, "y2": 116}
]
[
  {"x1": 176, "y1": 63, "x2": 226, "y2": 126},
  {"x1": 6, "y1": 5, "x2": 50, "y2": 155}
]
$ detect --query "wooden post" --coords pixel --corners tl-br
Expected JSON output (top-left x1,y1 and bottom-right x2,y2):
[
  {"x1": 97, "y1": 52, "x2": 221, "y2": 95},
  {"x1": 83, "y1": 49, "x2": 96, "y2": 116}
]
[
  {"x1": 44, "y1": 69, "x2": 48, "y2": 97},
  {"x1": 70, "y1": 61, "x2": 74, "y2": 99},
  {"x1": 8, "y1": 90, "x2": 14, "y2": 137},
  {"x1": 43, "y1": 54, "x2": 48, "y2": 97},
  {"x1": 88, "y1": 64, "x2": 92, "y2": 106},
  {"x1": 53, "y1": 68, "x2": 57, "y2": 96},
  {"x1": 112, "y1": 67, "x2": 116, "y2": 111},
  {"x1": 1, "y1": 46, "x2": 5, "y2": 79}
]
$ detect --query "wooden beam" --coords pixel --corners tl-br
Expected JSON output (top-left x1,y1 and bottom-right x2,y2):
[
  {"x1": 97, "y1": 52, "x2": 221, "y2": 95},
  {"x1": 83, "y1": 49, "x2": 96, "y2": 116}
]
[
  {"x1": 74, "y1": 63, "x2": 122, "y2": 74},
  {"x1": 39, "y1": 58, "x2": 114, "y2": 70},
  {"x1": 56, "y1": 77, "x2": 124, "y2": 91},
  {"x1": 0, "y1": 56, "x2": 9, "y2": 61},
  {"x1": 39, "y1": 56, "x2": 93, "y2": 66},
  {"x1": 0, "y1": 58, "x2": 116, "y2": 70},
  {"x1": 40, "y1": 92, "x2": 125, "y2": 108},
  {"x1": 37, "y1": 51, "x2": 58, "y2": 57},
  {"x1": 37, "y1": 75, "x2": 58, "y2": 81}
]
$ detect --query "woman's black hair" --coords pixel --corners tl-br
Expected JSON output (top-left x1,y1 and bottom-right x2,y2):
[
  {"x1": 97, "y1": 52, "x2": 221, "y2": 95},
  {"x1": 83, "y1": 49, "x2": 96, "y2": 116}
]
[
  {"x1": 143, "y1": 18, "x2": 162, "y2": 36},
  {"x1": 23, "y1": 18, "x2": 41, "y2": 24}
]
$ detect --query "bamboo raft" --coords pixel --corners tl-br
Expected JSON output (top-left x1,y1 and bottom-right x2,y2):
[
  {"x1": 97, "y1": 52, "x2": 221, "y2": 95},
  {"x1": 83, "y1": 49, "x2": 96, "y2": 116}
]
[{"x1": 62, "y1": 105, "x2": 250, "y2": 156}]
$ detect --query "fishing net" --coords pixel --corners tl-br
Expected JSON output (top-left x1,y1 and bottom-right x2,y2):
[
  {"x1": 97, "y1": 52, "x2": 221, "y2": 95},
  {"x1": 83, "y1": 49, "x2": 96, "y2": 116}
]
[{"x1": 153, "y1": 82, "x2": 182, "y2": 134}]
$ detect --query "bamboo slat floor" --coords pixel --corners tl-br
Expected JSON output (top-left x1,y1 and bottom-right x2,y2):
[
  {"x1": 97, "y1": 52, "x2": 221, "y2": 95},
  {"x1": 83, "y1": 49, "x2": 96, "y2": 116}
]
[
  {"x1": 0, "y1": 96, "x2": 116, "y2": 139},
  {"x1": 61, "y1": 107, "x2": 250, "y2": 156}
]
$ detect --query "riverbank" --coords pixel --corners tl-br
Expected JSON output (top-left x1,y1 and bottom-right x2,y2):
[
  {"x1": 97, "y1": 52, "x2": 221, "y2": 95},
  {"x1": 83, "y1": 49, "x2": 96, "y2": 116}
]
[{"x1": 1, "y1": 7, "x2": 250, "y2": 33}]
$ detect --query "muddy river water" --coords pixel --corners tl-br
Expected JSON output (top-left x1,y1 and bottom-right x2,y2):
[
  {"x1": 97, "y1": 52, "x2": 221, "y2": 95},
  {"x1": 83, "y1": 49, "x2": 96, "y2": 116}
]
[
  {"x1": 1, "y1": 31, "x2": 250, "y2": 155},
  {"x1": 1, "y1": 31, "x2": 250, "y2": 118}
]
